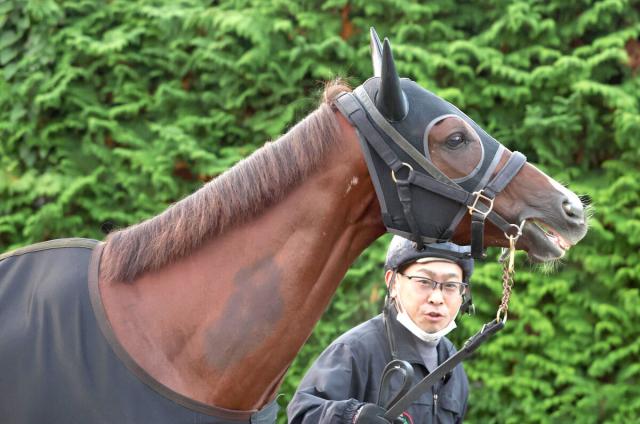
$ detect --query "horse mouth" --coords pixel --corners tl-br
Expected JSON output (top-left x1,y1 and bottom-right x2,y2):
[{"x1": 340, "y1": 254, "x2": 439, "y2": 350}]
[{"x1": 521, "y1": 219, "x2": 572, "y2": 262}]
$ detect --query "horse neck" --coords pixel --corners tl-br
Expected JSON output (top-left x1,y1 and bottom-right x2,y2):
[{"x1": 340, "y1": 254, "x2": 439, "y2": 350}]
[{"x1": 98, "y1": 111, "x2": 385, "y2": 410}]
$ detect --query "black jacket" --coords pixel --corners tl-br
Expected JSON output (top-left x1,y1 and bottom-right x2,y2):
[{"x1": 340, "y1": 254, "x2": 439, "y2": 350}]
[{"x1": 287, "y1": 311, "x2": 468, "y2": 424}]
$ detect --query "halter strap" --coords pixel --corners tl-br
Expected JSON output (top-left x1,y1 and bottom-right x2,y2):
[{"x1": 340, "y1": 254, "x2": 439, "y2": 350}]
[
  {"x1": 485, "y1": 152, "x2": 526, "y2": 197},
  {"x1": 353, "y1": 86, "x2": 459, "y2": 189},
  {"x1": 334, "y1": 91, "x2": 403, "y2": 173},
  {"x1": 334, "y1": 91, "x2": 436, "y2": 247},
  {"x1": 468, "y1": 152, "x2": 526, "y2": 258}
]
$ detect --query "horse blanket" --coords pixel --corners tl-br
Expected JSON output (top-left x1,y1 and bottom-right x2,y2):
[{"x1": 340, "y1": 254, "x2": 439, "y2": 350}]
[{"x1": 0, "y1": 238, "x2": 278, "y2": 423}]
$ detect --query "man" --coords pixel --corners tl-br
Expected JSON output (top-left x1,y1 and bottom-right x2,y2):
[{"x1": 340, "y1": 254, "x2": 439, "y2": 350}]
[{"x1": 287, "y1": 236, "x2": 473, "y2": 424}]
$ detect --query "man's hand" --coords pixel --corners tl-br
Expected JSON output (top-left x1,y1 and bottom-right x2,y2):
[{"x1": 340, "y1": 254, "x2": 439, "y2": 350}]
[{"x1": 353, "y1": 404, "x2": 392, "y2": 424}]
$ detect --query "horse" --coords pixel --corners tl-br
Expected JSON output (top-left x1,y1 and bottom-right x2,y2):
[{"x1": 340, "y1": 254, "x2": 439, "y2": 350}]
[{"x1": 0, "y1": 29, "x2": 587, "y2": 423}]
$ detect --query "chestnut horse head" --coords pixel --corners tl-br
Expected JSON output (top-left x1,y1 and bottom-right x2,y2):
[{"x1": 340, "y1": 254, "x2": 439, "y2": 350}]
[
  {"x1": 83, "y1": 28, "x2": 589, "y2": 418},
  {"x1": 333, "y1": 28, "x2": 587, "y2": 262}
]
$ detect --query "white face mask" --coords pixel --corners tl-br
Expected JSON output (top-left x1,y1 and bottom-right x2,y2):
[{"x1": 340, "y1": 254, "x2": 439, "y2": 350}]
[
  {"x1": 396, "y1": 308, "x2": 457, "y2": 344},
  {"x1": 393, "y1": 288, "x2": 459, "y2": 344}
]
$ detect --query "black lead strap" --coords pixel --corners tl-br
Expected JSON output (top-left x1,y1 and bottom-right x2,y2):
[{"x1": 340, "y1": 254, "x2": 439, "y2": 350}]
[{"x1": 383, "y1": 318, "x2": 505, "y2": 421}]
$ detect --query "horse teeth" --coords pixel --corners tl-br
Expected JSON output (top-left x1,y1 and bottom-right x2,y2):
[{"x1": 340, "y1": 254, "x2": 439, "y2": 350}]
[
  {"x1": 531, "y1": 220, "x2": 571, "y2": 250},
  {"x1": 532, "y1": 220, "x2": 552, "y2": 236}
]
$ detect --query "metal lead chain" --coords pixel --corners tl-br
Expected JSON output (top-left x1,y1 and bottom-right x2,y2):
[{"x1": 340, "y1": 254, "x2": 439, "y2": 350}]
[{"x1": 496, "y1": 232, "x2": 519, "y2": 323}]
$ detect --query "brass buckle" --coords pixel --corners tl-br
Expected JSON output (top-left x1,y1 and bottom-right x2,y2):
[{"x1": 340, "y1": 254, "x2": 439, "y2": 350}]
[{"x1": 467, "y1": 190, "x2": 494, "y2": 218}]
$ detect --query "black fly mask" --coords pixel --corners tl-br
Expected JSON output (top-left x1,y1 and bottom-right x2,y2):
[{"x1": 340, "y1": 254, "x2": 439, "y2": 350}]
[{"x1": 334, "y1": 28, "x2": 527, "y2": 258}]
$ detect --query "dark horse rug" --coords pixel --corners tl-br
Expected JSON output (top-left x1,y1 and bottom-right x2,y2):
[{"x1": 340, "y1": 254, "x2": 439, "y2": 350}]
[{"x1": 0, "y1": 238, "x2": 278, "y2": 423}]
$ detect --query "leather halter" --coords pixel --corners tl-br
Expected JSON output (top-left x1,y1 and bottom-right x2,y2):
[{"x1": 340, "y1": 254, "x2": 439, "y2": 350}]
[{"x1": 334, "y1": 88, "x2": 527, "y2": 259}]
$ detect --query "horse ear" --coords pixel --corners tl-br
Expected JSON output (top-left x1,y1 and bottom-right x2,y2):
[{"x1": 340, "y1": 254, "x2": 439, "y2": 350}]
[
  {"x1": 376, "y1": 38, "x2": 409, "y2": 121},
  {"x1": 370, "y1": 27, "x2": 383, "y2": 77}
]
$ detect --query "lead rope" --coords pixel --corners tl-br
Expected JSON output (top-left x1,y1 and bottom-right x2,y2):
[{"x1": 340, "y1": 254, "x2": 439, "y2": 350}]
[{"x1": 496, "y1": 220, "x2": 526, "y2": 323}]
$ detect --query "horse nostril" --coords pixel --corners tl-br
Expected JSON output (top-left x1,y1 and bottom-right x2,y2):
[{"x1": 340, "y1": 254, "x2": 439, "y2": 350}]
[
  {"x1": 562, "y1": 198, "x2": 584, "y2": 222},
  {"x1": 562, "y1": 201, "x2": 576, "y2": 217}
]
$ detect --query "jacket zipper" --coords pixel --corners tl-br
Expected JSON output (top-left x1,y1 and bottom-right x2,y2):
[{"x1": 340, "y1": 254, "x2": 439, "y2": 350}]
[{"x1": 433, "y1": 392, "x2": 439, "y2": 424}]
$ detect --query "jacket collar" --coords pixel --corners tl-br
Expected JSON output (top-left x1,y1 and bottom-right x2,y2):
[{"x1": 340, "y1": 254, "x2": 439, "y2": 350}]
[{"x1": 385, "y1": 305, "x2": 454, "y2": 368}]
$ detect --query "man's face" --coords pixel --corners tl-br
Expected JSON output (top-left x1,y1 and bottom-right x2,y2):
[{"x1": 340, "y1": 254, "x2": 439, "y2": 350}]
[{"x1": 386, "y1": 260, "x2": 464, "y2": 333}]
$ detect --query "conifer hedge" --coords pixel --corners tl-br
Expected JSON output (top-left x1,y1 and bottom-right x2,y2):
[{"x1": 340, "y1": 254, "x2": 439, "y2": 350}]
[{"x1": 1, "y1": 0, "x2": 639, "y2": 422}]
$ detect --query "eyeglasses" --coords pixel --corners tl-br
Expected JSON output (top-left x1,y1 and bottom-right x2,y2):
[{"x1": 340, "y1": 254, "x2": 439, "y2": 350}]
[{"x1": 398, "y1": 273, "x2": 468, "y2": 297}]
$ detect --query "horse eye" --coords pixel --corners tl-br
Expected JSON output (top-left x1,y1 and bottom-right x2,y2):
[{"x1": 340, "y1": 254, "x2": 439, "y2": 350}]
[{"x1": 445, "y1": 132, "x2": 467, "y2": 149}]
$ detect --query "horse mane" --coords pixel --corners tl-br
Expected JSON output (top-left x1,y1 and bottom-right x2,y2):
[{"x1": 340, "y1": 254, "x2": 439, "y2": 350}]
[{"x1": 102, "y1": 80, "x2": 352, "y2": 283}]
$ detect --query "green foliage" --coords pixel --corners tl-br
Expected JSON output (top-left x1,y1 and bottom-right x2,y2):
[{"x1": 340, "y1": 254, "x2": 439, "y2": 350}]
[{"x1": 1, "y1": 0, "x2": 639, "y2": 422}]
